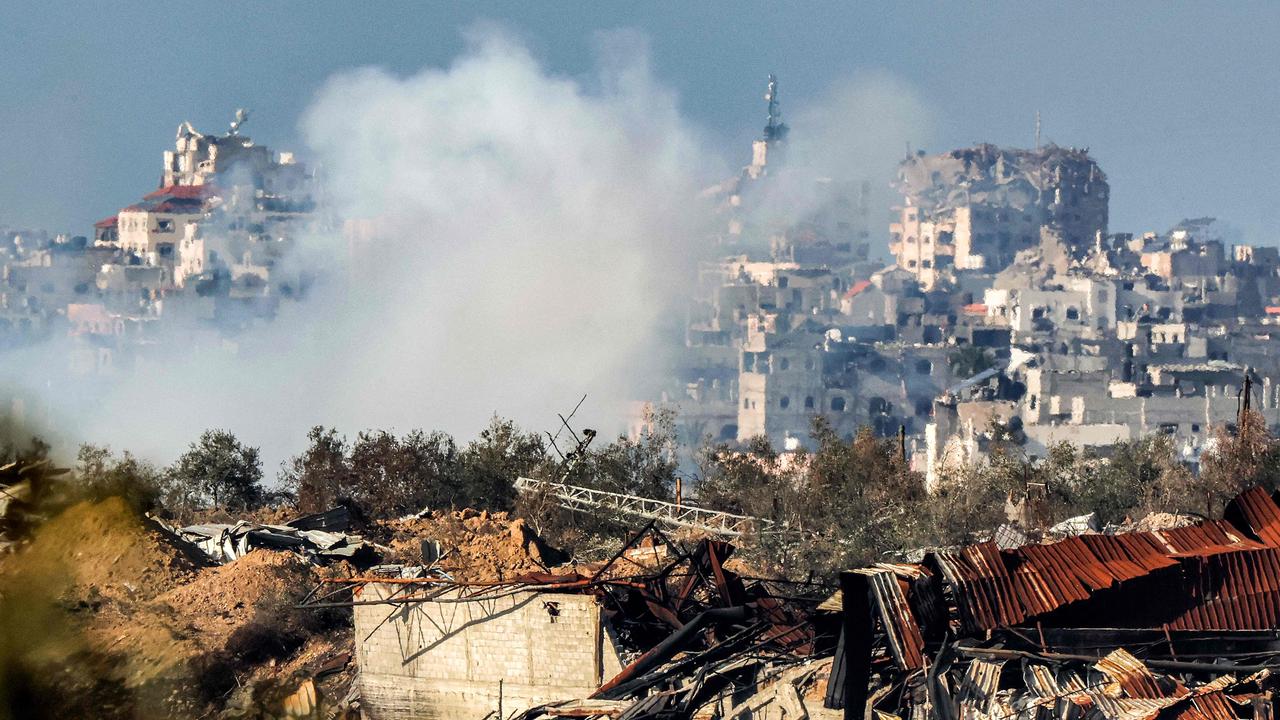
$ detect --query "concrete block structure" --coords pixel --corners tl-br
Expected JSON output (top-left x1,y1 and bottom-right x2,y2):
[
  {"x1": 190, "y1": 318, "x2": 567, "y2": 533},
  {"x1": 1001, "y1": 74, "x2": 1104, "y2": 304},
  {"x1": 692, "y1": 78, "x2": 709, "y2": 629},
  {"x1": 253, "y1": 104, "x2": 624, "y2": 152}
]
[{"x1": 355, "y1": 584, "x2": 625, "y2": 720}]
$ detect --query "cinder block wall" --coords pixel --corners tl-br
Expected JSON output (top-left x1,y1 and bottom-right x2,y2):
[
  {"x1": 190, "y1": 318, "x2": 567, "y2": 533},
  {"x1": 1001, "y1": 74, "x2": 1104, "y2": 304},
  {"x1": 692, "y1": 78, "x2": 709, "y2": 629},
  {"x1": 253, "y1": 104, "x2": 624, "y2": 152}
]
[{"x1": 356, "y1": 584, "x2": 621, "y2": 719}]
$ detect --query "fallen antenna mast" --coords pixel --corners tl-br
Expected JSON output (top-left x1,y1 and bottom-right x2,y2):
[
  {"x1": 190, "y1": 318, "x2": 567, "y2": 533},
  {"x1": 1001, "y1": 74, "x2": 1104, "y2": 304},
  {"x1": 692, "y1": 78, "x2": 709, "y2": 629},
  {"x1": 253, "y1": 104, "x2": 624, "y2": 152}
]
[
  {"x1": 523, "y1": 397, "x2": 776, "y2": 538},
  {"x1": 513, "y1": 476, "x2": 769, "y2": 539}
]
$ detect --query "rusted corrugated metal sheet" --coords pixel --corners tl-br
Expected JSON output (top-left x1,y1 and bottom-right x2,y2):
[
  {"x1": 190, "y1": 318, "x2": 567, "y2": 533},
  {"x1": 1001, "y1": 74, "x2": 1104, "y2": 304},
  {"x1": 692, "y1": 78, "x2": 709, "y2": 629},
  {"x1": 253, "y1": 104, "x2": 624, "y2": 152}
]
[
  {"x1": 1167, "y1": 690, "x2": 1240, "y2": 720},
  {"x1": 851, "y1": 566, "x2": 926, "y2": 671},
  {"x1": 1227, "y1": 486, "x2": 1280, "y2": 547},
  {"x1": 1155, "y1": 520, "x2": 1264, "y2": 555},
  {"x1": 1095, "y1": 648, "x2": 1175, "y2": 699},
  {"x1": 1023, "y1": 664, "x2": 1089, "y2": 720},
  {"x1": 936, "y1": 533, "x2": 1185, "y2": 632},
  {"x1": 1168, "y1": 548, "x2": 1280, "y2": 631},
  {"x1": 1011, "y1": 537, "x2": 1114, "y2": 616},
  {"x1": 1080, "y1": 533, "x2": 1178, "y2": 577},
  {"x1": 928, "y1": 517, "x2": 1279, "y2": 634},
  {"x1": 954, "y1": 659, "x2": 1005, "y2": 720},
  {"x1": 935, "y1": 542, "x2": 1027, "y2": 633},
  {"x1": 835, "y1": 489, "x2": 1280, "y2": 720}
]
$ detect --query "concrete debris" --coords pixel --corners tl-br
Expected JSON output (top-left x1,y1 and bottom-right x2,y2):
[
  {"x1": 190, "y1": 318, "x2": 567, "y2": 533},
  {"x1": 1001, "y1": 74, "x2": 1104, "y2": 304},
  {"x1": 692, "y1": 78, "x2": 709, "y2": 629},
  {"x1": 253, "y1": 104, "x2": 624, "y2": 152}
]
[
  {"x1": 1047, "y1": 511, "x2": 1101, "y2": 537},
  {"x1": 381, "y1": 508, "x2": 566, "y2": 581},
  {"x1": 1125, "y1": 511, "x2": 1202, "y2": 532},
  {"x1": 308, "y1": 525, "x2": 827, "y2": 720},
  {"x1": 175, "y1": 509, "x2": 373, "y2": 565}
]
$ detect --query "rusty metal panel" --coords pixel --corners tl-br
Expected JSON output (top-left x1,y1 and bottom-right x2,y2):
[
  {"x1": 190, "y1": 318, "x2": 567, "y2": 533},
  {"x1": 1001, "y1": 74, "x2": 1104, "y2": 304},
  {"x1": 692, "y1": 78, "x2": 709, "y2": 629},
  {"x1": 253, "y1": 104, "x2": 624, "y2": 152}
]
[
  {"x1": 935, "y1": 543, "x2": 1026, "y2": 633},
  {"x1": 1094, "y1": 648, "x2": 1172, "y2": 699},
  {"x1": 851, "y1": 566, "x2": 926, "y2": 671},
  {"x1": 1169, "y1": 548, "x2": 1280, "y2": 631},
  {"x1": 1227, "y1": 486, "x2": 1280, "y2": 547}
]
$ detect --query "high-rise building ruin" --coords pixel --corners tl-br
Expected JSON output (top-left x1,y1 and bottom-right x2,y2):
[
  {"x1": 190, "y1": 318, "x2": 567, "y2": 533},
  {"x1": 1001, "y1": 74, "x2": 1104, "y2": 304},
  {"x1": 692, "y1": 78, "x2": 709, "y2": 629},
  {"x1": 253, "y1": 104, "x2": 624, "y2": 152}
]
[{"x1": 890, "y1": 144, "x2": 1108, "y2": 289}]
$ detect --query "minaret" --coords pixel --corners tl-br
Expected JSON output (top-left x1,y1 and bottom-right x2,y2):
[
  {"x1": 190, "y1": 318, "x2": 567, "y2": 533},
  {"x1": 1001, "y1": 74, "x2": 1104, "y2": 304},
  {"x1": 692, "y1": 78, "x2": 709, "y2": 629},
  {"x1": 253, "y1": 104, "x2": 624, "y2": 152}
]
[
  {"x1": 749, "y1": 74, "x2": 788, "y2": 178},
  {"x1": 763, "y1": 74, "x2": 789, "y2": 143}
]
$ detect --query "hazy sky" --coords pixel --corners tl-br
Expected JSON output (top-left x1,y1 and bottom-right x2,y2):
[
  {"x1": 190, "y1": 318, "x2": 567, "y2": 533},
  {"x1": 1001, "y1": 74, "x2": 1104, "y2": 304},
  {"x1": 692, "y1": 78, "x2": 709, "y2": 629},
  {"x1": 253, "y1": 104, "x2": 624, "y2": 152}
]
[{"x1": 3, "y1": 2, "x2": 1278, "y2": 242}]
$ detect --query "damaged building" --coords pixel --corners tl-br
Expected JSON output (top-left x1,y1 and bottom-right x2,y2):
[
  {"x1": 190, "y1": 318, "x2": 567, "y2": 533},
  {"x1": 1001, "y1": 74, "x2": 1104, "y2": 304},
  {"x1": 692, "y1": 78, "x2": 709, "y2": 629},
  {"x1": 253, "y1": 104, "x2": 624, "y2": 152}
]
[
  {"x1": 315, "y1": 483, "x2": 1280, "y2": 720},
  {"x1": 661, "y1": 84, "x2": 1280, "y2": 475},
  {"x1": 890, "y1": 144, "x2": 1108, "y2": 289},
  {"x1": 831, "y1": 484, "x2": 1280, "y2": 720}
]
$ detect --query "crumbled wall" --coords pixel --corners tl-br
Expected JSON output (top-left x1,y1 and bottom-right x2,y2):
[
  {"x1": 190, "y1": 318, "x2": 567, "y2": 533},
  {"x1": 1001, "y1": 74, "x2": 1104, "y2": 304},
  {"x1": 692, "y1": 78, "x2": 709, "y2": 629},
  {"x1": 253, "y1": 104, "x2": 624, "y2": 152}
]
[{"x1": 356, "y1": 585, "x2": 621, "y2": 720}]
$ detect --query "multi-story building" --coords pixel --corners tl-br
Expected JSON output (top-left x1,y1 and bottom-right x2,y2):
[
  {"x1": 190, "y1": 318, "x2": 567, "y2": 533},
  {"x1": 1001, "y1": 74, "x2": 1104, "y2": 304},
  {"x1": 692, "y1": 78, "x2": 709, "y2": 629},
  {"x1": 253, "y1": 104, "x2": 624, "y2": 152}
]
[{"x1": 890, "y1": 144, "x2": 1108, "y2": 289}]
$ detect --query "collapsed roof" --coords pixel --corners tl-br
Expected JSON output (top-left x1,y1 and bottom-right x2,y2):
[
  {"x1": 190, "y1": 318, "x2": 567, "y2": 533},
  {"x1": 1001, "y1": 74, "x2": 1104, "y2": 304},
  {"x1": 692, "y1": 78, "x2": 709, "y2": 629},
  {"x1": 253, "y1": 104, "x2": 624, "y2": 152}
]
[{"x1": 832, "y1": 485, "x2": 1280, "y2": 720}]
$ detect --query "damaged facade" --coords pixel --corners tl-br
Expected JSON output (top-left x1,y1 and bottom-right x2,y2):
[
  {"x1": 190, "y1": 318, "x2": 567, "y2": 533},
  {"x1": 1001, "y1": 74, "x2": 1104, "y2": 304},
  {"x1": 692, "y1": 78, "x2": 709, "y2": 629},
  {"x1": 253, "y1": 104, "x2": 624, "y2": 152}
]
[
  {"x1": 317, "y1": 533, "x2": 828, "y2": 720},
  {"x1": 891, "y1": 144, "x2": 1108, "y2": 288},
  {"x1": 321, "y1": 485, "x2": 1280, "y2": 720},
  {"x1": 659, "y1": 77, "x2": 1280, "y2": 477}
]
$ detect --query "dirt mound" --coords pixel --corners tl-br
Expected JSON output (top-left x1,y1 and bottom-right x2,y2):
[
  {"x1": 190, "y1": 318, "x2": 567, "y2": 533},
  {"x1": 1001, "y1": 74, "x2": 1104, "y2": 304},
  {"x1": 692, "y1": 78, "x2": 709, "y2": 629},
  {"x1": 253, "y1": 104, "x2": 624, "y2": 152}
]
[
  {"x1": 156, "y1": 550, "x2": 315, "y2": 636},
  {"x1": 0, "y1": 496, "x2": 205, "y2": 605},
  {"x1": 0, "y1": 499, "x2": 348, "y2": 720},
  {"x1": 381, "y1": 509, "x2": 567, "y2": 581}
]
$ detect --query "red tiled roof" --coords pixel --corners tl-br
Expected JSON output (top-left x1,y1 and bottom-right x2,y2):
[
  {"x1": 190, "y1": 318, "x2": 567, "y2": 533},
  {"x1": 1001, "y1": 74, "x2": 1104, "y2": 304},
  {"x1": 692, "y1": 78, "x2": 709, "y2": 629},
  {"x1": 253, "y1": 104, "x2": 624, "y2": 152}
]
[
  {"x1": 843, "y1": 280, "x2": 872, "y2": 299},
  {"x1": 93, "y1": 215, "x2": 118, "y2": 229},
  {"x1": 962, "y1": 303, "x2": 988, "y2": 315},
  {"x1": 144, "y1": 184, "x2": 216, "y2": 200}
]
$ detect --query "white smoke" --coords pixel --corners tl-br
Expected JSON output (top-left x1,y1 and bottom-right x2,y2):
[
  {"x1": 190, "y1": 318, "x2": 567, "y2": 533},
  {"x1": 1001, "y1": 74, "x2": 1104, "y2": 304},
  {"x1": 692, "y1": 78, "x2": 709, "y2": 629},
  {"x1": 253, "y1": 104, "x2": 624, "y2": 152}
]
[
  {"x1": 1, "y1": 32, "x2": 936, "y2": 475},
  {"x1": 6, "y1": 28, "x2": 717, "y2": 471},
  {"x1": 737, "y1": 71, "x2": 935, "y2": 256}
]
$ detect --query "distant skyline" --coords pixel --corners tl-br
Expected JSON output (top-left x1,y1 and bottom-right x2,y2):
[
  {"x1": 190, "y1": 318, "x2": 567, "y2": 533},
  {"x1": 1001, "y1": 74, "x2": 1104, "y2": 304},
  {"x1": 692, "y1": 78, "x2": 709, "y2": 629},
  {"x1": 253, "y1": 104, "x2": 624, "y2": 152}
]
[{"x1": 3, "y1": 2, "x2": 1278, "y2": 243}]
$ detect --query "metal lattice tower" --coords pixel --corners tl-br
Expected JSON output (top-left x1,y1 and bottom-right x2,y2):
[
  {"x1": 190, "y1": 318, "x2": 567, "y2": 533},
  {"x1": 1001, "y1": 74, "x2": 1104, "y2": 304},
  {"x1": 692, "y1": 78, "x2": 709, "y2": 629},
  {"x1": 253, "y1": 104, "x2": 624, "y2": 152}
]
[{"x1": 513, "y1": 477, "x2": 772, "y2": 539}]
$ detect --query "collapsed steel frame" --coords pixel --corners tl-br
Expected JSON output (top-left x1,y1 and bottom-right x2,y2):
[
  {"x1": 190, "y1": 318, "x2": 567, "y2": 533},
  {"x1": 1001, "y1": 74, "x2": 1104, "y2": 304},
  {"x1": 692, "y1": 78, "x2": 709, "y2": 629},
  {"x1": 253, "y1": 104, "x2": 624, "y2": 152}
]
[
  {"x1": 299, "y1": 528, "x2": 833, "y2": 720},
  {"x1": 513, "y1": 476, "x2": 772, "y2": 539},
  {"x1": 830, "y1": 485, "x2": 1280, "y2": 720}
]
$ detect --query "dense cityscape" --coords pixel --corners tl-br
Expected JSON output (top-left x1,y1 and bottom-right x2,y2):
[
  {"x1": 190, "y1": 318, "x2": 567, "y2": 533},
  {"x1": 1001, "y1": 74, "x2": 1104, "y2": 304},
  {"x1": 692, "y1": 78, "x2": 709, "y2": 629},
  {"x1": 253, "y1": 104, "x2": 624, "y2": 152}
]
[
  {"x1": 4, "y1": 78, "x2": 1276, "y2": 485},
  {"x1": 5, "y1": 6, "x2": 1280, "y2": 720}
]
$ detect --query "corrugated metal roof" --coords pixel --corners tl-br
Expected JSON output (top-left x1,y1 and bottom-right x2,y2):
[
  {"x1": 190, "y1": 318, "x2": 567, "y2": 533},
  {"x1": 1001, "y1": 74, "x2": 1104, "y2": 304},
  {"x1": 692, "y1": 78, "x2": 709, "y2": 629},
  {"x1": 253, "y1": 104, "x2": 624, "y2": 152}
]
[
  {"x1": 850, "y1": 566, "x2": 926, "y2": 670},
  {"x1": 1168, "y1": 548, "x2": 1280, "y2": 631},
  {"x1": 1095, "y1": 649, "x2": 1176, "y2": 699},
  {"x1": 849, "y1": 487, "x2": 1280, "y2": 678},
  {"x1": 935, "y1": 542, "x2": 1027, "y2": 633},
  {"x1": 1227, "y1": 487, "x2": 1280, "y2": 546}
]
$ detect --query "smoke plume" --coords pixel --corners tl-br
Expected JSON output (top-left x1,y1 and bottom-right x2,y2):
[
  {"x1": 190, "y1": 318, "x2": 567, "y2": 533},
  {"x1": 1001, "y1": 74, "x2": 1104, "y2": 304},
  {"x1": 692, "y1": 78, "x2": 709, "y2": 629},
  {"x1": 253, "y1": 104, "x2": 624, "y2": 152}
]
[
  {"x1": 1, "y1": 30, "x2": 937, "y2": 475},
  {"x1": 738, "y1": 71, "x2": 935, "y2": 255},
  {"x1": 4, "y1": 29, "x2": 716, "y2": 471}
]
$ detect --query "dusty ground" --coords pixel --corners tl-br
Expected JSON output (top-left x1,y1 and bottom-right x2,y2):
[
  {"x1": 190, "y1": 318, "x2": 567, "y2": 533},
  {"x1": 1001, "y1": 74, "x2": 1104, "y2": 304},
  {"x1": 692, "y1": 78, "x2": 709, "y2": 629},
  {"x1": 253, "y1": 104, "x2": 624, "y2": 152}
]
[
  {"x1": 0, "y1": 497, "x2": 600, "y2": 718},
  {"x1": 380, "y1": 508, "x2": 568, "y2": 581},
  {"x1": 0, "y1": 498, "x2": 352, "y2": 720}
]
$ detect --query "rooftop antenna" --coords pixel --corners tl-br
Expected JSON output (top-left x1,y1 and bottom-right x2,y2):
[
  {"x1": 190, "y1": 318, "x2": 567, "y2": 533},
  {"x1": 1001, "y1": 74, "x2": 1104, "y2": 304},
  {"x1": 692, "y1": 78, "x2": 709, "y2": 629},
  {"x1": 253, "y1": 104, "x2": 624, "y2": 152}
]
[
  {"x1": 228, "y1": 108, "x2": 250, "y2": 136},
  {"x1": 763, "y1": 74, "x2": 788, "y2": 143},
  {"x1": 544, "y1": 393, "x2": 590, "y2": 463},
  {"x1": 1035, "y1": 110, "x2": 1042, "y2": 150}
]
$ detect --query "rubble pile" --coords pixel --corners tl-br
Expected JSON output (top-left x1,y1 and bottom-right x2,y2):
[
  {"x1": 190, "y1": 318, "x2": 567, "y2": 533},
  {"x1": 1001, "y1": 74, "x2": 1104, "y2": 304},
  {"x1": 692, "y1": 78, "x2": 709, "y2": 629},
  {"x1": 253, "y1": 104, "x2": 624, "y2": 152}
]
[
  {"x1": 1, "y1": 496, "x2": 206, "y2": 603},
  {"x1": 328, "y1": 525, "x2": 834, "y2": 720},
  {"x1": 546, "y1": 537, "x2": 829, "y2": 719},
  {"x1": 333, "y1": 486, "x2": 1280, "y2": 720},
  {"x1": 380, "y1": 508, "x2": 566, "y2": 581},
  {"x1": 13, "y1": 457, "x2": 1280, "y2": 720},
  {"x1": 828, "y1": 485, "x2": 1280, "y2": 720}
]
